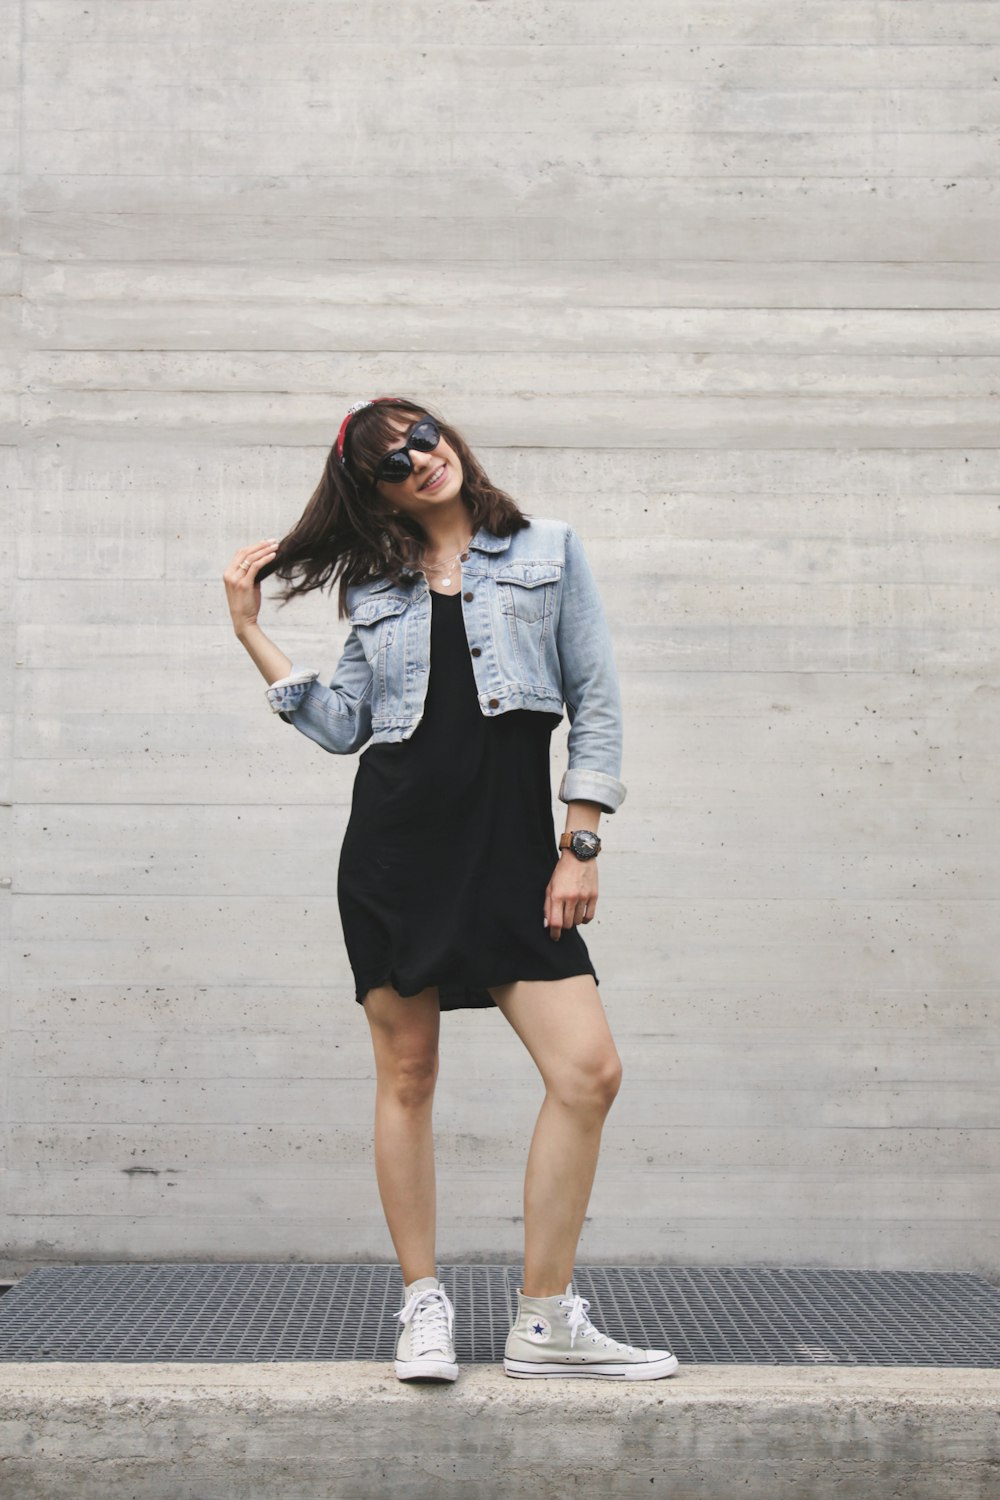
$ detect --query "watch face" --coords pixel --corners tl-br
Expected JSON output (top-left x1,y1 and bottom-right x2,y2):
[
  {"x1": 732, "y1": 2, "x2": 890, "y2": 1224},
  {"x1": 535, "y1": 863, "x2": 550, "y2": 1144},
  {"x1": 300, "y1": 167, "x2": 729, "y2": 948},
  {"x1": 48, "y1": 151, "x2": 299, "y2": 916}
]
[{"x1": 572, "y1": 830, "x2": 600, "y2": 859}]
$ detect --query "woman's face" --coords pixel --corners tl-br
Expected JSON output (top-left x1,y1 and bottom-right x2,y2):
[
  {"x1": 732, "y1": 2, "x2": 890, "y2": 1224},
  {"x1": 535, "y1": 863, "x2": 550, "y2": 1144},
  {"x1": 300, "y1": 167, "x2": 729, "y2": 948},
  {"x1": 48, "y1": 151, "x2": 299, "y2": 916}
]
[{"x1": 372, "y1": 413, "x2": 465, "y2": 519}]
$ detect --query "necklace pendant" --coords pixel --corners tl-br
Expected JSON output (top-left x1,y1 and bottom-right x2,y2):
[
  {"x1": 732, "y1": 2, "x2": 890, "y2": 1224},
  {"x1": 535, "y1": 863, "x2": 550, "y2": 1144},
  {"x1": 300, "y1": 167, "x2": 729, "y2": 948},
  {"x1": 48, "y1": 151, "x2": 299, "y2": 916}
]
[{"x1": 441, "y1": 575, "x2": 451, "y2": 586}]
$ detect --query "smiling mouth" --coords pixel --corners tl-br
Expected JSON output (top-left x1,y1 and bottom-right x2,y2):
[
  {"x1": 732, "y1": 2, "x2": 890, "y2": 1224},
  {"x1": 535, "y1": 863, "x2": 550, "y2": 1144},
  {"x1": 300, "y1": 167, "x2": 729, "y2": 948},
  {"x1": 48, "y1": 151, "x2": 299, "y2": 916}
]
[{"x1": 420, "y1": 463, "x2": 447, "y2": 491}]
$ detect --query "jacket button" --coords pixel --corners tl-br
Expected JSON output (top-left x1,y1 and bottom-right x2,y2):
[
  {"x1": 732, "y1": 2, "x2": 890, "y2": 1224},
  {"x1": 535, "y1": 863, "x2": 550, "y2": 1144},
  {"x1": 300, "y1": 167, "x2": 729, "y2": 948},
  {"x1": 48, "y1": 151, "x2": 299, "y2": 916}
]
[
  {"x1": 463, "y1": 591, "x2": 473, "y2": 601},
  {"x1": 471, "y1": 646, "x2": 481, "y2": 657},
  {"x1": 488, "y1": 698, "x2": 500, "y2": 709}
]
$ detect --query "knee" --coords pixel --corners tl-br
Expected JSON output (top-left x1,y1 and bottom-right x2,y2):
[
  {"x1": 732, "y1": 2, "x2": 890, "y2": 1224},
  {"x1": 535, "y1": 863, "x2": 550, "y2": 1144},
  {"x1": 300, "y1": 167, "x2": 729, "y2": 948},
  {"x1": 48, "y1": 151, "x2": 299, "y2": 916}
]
[
  {"x1": 550, "y1": 1048, "x2": 623, "y2": 1115},
  {"x1": 594, "y1": 1050, "x2": 624, "y2": 1111},
  {"x1": 382, "y1": 1050, "x2": 438, "y2": 1110}
]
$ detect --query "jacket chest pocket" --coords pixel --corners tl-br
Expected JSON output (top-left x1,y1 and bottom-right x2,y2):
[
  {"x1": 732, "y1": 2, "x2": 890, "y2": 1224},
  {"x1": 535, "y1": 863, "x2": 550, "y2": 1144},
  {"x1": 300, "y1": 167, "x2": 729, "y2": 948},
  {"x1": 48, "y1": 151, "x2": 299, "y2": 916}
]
[
  {"x1": 494, "y1": 562, "x2": 563, "y2": 625},
  {"x1": 349, "y1": 591, "x2": 410, "y2": 664}
]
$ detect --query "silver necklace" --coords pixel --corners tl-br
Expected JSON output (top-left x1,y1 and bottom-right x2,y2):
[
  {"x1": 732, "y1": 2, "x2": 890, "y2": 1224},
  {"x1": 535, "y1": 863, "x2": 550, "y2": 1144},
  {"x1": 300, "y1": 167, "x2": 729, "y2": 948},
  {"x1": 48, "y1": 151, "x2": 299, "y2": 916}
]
[{"x1": 419, "y1": 538, "x2": 471, "y2": 589}]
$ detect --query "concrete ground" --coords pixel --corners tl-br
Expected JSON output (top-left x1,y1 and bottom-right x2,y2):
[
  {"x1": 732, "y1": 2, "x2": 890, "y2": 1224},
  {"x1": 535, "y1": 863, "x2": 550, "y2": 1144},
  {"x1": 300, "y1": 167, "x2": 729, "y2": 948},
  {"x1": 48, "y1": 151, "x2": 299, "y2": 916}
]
[{"x1": 1, "y1": 1361, "x2": 998, "y2": 1499}]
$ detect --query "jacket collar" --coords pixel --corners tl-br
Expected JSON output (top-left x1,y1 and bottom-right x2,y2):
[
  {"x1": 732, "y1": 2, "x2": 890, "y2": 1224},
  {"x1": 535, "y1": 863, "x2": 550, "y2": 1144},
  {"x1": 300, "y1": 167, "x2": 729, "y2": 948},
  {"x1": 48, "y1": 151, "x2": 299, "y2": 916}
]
[
  {"x1": 467, "y1": 524, "x2": 512, "y2": 554},
  {"x1": 396, "y1": 523, "x2": 511, "y2": 577}
]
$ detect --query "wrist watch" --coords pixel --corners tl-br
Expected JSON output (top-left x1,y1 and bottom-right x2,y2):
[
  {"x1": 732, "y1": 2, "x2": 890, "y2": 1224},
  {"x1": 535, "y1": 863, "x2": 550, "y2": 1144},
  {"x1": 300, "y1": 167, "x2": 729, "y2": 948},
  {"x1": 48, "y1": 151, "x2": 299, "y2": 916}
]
[{"x1": 559, "y1": 829, "x2": 602, "y2": 861}]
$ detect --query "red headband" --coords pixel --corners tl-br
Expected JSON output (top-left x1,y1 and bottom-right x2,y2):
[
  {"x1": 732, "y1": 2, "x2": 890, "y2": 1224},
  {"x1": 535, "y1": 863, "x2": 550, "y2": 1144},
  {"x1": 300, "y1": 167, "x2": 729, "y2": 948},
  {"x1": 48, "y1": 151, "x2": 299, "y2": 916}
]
[{"x1": 335, "y1": 397, "x2": 403, "y2": 467}]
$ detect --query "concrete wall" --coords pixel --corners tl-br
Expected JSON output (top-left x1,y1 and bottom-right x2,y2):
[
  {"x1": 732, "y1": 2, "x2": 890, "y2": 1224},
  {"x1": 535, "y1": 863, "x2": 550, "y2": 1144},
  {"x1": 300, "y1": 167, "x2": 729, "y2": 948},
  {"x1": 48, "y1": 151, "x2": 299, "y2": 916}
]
[{"x1": 3, "y1": 3, "x2": 998, "y2": 1276}]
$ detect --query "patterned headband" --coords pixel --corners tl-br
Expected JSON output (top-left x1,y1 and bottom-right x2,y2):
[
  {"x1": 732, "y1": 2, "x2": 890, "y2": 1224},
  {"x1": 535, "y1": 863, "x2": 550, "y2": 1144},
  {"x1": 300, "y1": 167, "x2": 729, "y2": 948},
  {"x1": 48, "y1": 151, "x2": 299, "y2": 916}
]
[{"x1": 335, "y1": 397, "x2": 403, "y2": 467}]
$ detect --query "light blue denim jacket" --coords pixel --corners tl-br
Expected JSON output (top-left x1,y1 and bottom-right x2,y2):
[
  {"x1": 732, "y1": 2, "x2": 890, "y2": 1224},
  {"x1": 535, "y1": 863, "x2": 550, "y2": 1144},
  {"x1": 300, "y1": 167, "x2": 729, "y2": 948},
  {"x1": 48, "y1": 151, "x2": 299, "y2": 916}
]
[{"x1": 265, "y1": 517, "x2": 626, "y2": 813}]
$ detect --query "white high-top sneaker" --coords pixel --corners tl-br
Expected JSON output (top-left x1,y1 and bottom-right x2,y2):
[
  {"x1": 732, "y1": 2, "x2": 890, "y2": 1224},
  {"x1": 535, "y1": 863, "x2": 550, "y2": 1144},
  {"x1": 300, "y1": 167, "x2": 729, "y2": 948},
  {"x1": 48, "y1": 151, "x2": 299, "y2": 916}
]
[
  {"x1": 393, "y1": 1275, "x2": 459, "y2": 1382},
  {"x1": 504, "y1": 1281, "x2": 679, "y2": 1380}
]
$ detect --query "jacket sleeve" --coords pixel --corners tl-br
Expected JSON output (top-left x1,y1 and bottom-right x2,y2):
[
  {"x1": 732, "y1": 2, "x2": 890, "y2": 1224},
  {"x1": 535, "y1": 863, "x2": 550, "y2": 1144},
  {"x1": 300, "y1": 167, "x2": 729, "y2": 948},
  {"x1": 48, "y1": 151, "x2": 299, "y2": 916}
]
[
  {"x1": 554, "y1": 524, "x2": 627, "y2": 813},
  {"x1": 264, "y1": 624, "x2": 374, "y2": 755}
]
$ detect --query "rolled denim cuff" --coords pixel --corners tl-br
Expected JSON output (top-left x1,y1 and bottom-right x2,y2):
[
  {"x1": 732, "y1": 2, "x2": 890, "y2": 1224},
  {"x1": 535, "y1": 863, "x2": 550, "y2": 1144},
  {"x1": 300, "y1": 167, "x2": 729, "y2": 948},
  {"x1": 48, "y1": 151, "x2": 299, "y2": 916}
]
[
  {"x1": 265, "y1": 668, "x2": 319, "y2": 719},
  {"x1": 558, "y1": 766, "x2": 627, "y2": 814}
]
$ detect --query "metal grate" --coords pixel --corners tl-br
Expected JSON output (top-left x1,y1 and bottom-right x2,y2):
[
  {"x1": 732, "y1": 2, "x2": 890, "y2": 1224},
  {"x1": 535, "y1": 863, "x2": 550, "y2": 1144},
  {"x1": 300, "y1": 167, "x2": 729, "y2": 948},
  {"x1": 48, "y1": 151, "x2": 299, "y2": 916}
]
[{"x1": 0, "y1": 1263, "x2": 997, "y2": 1366}]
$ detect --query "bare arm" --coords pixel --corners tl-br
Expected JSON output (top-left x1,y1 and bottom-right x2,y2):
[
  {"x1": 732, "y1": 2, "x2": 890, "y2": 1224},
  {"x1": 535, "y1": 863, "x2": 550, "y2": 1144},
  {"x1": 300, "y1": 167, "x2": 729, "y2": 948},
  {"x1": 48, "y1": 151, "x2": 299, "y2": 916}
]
[
  {"x1": 561, "y1": 798, "x2": 602, "y2": 839},
  {"x1": 224, "y1": 535, "x2": 374, "y2": 756},
  {"x1": 546, "y1": 799, "x2": 603, "y2": 942},
  {"x1": 223, "y1": 537, "x2": 292, "y2": 684},
  {"x1": 236, "y1": 620, "x2": 292, "y2": 685}
]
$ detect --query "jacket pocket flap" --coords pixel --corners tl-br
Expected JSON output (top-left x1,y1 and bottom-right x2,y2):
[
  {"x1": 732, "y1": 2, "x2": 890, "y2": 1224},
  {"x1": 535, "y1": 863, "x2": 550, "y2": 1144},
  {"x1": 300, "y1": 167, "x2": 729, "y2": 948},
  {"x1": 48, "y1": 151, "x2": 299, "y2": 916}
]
[
  {"x1": 350, "y1": 593, "x2": 410, "y2": 624},
  {"x1": 495, "y1": 562, "x2": 563, "y2": 588}
]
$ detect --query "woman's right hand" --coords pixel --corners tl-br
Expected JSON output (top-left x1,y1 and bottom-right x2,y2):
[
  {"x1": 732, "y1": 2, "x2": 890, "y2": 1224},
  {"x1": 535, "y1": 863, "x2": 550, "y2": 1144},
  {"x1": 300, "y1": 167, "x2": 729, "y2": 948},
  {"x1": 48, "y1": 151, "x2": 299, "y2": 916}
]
[{"x1": 223, "y1": 538, "x2": 278, "y2": 636}]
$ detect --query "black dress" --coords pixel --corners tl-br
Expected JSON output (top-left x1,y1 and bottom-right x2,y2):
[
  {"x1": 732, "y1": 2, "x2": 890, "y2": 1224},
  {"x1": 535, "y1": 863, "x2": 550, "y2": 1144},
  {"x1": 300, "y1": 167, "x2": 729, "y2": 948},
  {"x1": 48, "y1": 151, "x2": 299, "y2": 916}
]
[{"x1": 337, "y1": 587, "x2": 600, "y2": 1011}]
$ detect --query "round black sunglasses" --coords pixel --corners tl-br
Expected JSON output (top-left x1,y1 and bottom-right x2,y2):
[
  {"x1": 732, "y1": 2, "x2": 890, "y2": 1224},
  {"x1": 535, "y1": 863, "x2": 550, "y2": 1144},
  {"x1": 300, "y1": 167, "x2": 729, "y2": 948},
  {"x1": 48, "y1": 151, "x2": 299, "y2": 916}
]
[{"x1": 374, "y1": 417, "x2": 442, "y2": 484}]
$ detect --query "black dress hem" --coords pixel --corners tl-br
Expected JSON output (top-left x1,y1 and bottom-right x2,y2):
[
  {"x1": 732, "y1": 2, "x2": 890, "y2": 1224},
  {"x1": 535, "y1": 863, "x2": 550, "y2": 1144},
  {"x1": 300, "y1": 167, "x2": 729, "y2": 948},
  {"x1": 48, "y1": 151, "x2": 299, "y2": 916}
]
[{"x1": 355, "y1": 964, "x2": 599, "y2": 1012}]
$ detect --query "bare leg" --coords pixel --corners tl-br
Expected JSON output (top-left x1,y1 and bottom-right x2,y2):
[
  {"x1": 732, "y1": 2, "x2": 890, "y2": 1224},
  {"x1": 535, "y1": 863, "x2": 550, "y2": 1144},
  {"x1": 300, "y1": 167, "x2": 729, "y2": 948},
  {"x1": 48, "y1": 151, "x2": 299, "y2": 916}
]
[
  {"x1": 487, "y1": 974, "x2": 623, "y2": 1297},
  {"x1": 362, "y1": 983, "x2": 441, "y2": 1285}
]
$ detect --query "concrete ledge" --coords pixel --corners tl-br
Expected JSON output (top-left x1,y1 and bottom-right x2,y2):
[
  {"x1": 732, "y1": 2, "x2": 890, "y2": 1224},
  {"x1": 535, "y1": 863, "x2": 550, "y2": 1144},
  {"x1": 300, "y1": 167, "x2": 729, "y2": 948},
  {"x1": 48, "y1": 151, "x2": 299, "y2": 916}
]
[{"x1": 1, "y1": 1362, "x2": 998, "y2": 1499}]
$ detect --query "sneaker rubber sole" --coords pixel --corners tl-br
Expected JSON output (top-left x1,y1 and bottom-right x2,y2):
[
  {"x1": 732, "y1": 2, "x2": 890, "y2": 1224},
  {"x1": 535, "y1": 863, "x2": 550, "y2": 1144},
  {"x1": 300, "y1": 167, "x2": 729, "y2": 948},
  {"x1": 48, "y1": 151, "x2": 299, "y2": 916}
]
[
  {"x1": 395, "y1": 1356, "x2": 459, "y2": 1382},
  {"x1": 503, "y1": 1351, "x2": 679, "y2": 1380}
]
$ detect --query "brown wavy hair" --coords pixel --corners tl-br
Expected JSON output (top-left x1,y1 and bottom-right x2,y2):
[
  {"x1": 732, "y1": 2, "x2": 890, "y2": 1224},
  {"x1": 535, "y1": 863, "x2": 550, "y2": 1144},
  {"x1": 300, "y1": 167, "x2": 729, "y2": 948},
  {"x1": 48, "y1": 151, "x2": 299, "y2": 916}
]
[{"x1": 256, "y1": 397, "x2": 532, "y2": 619}]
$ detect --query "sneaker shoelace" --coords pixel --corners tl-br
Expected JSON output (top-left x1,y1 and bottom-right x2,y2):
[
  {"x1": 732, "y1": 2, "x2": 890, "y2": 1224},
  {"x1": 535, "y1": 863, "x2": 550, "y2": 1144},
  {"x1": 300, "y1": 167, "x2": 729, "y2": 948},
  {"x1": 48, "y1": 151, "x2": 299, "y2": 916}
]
[
  {"x1": 395, "y1": 1285, "x2": 456, "y2": 1358},
  {"x1": 559, "y1": 1293, "x2": 636, "y2": 1354}
]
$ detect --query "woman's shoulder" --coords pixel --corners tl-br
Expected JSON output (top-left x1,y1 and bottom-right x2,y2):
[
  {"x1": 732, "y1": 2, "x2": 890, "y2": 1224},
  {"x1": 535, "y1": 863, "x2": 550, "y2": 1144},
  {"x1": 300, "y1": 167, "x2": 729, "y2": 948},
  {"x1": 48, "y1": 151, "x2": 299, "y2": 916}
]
[
  {"x1": 507, "y1": 515, "x2": 574, "y2": 560},
  {"x1": 344, "y1": 569, "x2": 406, "y2": 616}
]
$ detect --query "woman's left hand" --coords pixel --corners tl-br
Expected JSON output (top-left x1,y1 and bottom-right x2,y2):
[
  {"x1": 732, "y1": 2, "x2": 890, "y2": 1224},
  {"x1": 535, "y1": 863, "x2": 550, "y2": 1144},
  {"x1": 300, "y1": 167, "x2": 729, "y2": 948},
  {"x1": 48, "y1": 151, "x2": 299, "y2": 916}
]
[{"x1": 544, "y1": 854, "x2": 598, "y2": 941}]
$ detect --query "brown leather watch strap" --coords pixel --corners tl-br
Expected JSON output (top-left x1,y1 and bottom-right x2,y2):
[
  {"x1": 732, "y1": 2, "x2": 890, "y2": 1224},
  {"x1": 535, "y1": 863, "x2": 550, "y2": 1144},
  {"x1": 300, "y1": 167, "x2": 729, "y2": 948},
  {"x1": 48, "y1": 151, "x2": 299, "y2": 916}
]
[{"x1": 559, "y1": 830, "x2": 602, "y2": 854}]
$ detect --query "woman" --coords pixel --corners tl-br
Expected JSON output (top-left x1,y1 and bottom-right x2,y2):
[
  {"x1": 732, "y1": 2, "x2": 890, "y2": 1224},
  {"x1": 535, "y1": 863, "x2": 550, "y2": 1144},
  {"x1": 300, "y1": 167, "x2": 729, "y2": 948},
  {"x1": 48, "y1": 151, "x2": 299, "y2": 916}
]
[{"x1": 222, "y1": 397, "x2": 678, "y2": 1383}]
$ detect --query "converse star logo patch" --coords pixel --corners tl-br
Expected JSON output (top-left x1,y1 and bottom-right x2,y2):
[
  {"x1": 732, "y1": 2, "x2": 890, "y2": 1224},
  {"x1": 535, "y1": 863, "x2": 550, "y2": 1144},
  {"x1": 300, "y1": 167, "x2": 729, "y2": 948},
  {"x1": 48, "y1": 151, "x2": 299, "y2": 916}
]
[{"x1": 525, "y1": 1315, "x2": 551, "y2": 1342}]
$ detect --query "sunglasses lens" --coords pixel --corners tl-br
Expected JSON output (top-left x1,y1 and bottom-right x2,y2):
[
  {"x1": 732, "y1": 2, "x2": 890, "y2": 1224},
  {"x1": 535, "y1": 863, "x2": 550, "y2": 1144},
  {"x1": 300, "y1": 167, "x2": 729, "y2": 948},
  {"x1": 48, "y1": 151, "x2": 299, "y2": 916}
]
[
  {"x1": 376, "y1": 451, "x2": 412, "y2": 483},
  {"x1": 409, "y1": 418, "x2": 439, "y2": 452}
]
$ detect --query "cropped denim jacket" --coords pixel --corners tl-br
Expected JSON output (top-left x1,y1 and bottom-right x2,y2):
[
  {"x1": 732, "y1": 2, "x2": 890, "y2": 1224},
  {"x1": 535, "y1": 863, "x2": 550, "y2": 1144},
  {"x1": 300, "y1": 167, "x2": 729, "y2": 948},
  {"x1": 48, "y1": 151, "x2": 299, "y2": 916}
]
[{"x1": 265, "y1": 517, "x2": 626, "y2": 813}]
